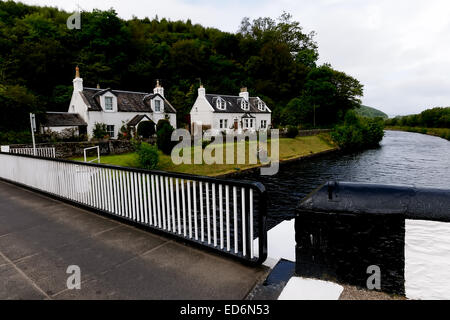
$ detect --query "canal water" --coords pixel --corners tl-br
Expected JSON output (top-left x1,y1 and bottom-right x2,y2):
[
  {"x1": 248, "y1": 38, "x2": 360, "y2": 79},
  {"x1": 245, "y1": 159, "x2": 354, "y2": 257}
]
[{"x1": 241, "y1": 130, "x2": 450, "y2": 229}]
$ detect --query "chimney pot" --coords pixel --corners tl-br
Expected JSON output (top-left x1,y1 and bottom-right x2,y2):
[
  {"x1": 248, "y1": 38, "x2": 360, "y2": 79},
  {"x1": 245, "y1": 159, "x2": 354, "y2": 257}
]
[
  {"x1": 239, "y1": 87, "x2": 249, "y2": 100},
  {"x1": 198, "y1": 85, "x2": 206, "y2": 96}
]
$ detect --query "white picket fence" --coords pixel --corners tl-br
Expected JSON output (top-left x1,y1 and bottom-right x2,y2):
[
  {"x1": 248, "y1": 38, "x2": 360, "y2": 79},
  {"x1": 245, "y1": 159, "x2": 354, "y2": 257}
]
[
  {"x1": 0, "y1": 152, "x2": 267, "y2": 264},
  {"x1": 10, "y1": 147, "x2": 56, "y2": 158}
]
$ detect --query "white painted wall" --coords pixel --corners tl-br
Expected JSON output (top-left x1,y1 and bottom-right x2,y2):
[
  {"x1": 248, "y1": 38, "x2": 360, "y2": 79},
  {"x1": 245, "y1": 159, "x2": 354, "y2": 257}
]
[
  {"x1": 190, "y1": 94, "x2": 214, "y2": 133},
  {"x1": 68, "y1": 91, "x2": 89, "y2": 121},
  {"x1": 190, "y1": 95, "x2": 272, "y2": 135},
  {"x1": 68, "y1": 90, "x2": 176, "y2": 139},
  {"x1": 86, "y1": 111, "x2": 176, "y2": 139},
  {"x1": 253, "y1": 219, "x2": 296, "y2": 269},
  {"x1": 405, "y1": 219, "x2": 450, "y2": 300}
]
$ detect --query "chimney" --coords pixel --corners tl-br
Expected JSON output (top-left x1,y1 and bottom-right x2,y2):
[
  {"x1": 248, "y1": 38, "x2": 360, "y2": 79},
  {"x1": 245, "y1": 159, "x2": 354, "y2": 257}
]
[
  {"x1": 73, "y1": 65, "x2": 83, "y2": 92},
  {"x1": 198, "y1": 84, "x2": 206, "y2": 97},
  {"x1": 153, "y1": 80, "x2": 164, "y2": 97},
  {"x1": 239, "y1": 87, "x2": 249, "y2": 100}
]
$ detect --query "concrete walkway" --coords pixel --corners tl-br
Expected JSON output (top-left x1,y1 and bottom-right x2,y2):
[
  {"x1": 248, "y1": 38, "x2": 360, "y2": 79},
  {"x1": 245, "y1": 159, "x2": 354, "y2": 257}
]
[{"x1": 0, "y1": 180, "x2": 267, "y2": 300}]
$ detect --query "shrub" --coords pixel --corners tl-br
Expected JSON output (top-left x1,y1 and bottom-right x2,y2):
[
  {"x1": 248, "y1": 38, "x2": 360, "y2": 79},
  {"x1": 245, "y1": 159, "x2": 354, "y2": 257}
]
[
  {"x1": 0, "y1": 131, "x2": 31, "y2": 145},
  {"x1": 131, "y1": 138, "x2": 142, "y2": 151},
  {"x1": 156, "y1": 121, "x2": 175, "y2": 155},
  {"x1": 92, "y1": 123, "x2": 108, "y2": 139},
  {"x1": 156, "y1": 119, "x2": 171, "y2": 132},
  {"x1": 137, "y1": 142, "x2": 159, "y2": 170},
  {"x1": 286, "y1": 125, "x2": 299, "y2": 138},
  {"x1": 118, "y1": 123, "x2": 133, "y2": 140},
  {"x1": 331, "y1": 110, "x2": 384, "y2": 150},
  {"x1": 137, "y1": 120, "x2": 156, "y2": 138}
]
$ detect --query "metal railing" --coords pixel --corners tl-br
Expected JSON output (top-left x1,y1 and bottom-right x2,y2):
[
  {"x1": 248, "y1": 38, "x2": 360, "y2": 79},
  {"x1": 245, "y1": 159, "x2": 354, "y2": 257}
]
[
  {"x1": 0, "y1": 152, "x2": 267, "y2": 265},
  {"x1": 10, "y1": 147, "x2": 56, "y2": 158}
]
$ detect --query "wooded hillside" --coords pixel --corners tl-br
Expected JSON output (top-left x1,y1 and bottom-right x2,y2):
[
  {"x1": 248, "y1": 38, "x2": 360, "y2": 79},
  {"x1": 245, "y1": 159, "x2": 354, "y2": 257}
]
[{"x1": 0, "y1": 1, "x2": 364, "y2": 135}]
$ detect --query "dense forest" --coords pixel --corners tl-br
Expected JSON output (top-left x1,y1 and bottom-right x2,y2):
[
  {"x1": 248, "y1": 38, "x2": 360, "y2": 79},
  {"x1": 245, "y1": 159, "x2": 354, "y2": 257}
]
[
  {"x1": 356, "y1": 105, "x2": 388, "y2": 119},
  {"x1": 385, "y1": 107, "x2": 450, "y2": 128},
  {"x1": 0, "y1": 1, "x2": 364, "y2": 142}
]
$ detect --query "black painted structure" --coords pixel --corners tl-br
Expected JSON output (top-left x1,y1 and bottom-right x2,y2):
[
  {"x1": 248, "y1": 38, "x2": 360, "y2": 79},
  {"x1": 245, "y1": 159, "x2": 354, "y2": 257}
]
[{"x1": 296, "y1": 181, "x2": 450, "y2": 295}]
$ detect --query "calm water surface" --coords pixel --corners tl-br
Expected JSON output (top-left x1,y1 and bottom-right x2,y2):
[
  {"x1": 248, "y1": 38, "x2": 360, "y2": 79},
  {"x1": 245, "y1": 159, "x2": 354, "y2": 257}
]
[{"x1": 241, "y1": 130, "x2": 450, "y2": 228}]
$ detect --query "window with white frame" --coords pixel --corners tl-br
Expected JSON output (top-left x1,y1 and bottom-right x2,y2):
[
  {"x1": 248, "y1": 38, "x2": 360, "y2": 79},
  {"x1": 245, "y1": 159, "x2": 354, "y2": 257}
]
[
  {"x1": 258, "y1": 100, "x2": 266, "y2": 111},
  {"x1": 154, "y1": 100, "x2": 161, "y2": 112},
  {"x1": 260, "y1": 120, "x2": 267, "y2": 129},
  {"x1": 243, "y1": 118, "x2": 254, "y2": 129},
  {"x1": 106, "y1": 125, "x2": 114, "y2": 137},
  {"x1": 105, "y1": 96, "x2": 113, "y2": 111},
  {"x1": 219, "y1": 119, "x2": 228, "y2": 129},
  {"x1": 241, "y1": 99, "x2": 249, "y2": 111},
  {"x1": 216, "y1": 97, "x2": 226, "y2": 110}
]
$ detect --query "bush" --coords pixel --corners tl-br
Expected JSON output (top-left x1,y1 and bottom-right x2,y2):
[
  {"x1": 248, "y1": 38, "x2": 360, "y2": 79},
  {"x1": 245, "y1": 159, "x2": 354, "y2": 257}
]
[
  {"x1": 118, "y1": 123, "x2": 133, "y2": 140},
  {"x1": 92, "y1": 123, "x2": 108, "y2": 140},
  {"x1": 137, "y1": 120, "x2": 156, "y2": 138},
  {"x1": 156, "y1": 119, "x2": 171, "y2": 132},
  {"x1": 361, "y1": 117, "x2": 385, "y2": 147},
  {"x1": 0, "y1": 131, "x2": 31, "y2": 145},
  {"x1": 286, "y1": 125, "x2": 299, "y2": 138},
  {"x1": 131, "y1": 138, "x2": 142, "y2": 151},
  {"x1": 331, "y1": 110, "x2": 384, "y2": 150},
  {"x1": 156, "y1": 121, "x2": 175, "y2": 155},
  {"x1": 137, "y1": 142, "x2": 159, "y2": 170}
]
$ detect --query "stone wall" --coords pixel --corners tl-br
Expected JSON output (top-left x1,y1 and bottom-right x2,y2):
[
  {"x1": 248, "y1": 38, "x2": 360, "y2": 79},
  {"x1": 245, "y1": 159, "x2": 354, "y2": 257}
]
[{"x1": 9, "y1": 140, "x2": 134, "y2": 159}]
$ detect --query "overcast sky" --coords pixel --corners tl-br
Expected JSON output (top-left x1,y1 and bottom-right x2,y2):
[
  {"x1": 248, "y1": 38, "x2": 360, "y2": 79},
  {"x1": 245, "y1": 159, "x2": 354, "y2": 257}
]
[{"x1": 16, "y1": 0, "x2": 450, "y2": 116}]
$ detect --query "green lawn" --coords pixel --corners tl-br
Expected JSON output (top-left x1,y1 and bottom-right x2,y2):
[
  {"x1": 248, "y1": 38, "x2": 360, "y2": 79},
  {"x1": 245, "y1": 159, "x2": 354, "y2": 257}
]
[{"x1": 73, "y1": 135, "x2": 336, "y2": 176}]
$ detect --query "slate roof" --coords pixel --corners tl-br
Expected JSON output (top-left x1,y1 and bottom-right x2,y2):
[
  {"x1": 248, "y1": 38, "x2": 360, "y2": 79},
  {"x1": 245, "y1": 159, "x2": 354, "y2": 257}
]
[
  {"x1": 204, "y1": 94, "x2": 271, "y2": 114},
  {"x1": 80, "y1": 88, "x2": 177, "y2": 113},
  {"x1": 127, "y1": 114, "x2": 152, "y2": 126},
  {"x1": 42, "y1": 112, "x2": 87, "y2": 127}
]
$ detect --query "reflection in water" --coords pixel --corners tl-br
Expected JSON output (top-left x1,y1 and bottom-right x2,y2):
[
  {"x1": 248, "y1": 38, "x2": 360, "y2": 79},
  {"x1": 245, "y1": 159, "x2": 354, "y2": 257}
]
[{"x1": 240, "y1": 131, "x2": 450, "y2": 228}]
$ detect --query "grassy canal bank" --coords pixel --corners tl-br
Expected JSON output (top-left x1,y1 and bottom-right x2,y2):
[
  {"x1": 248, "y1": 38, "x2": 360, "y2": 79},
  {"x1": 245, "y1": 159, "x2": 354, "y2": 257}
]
[
  {"x1": 386, "y1": 126, "x2": 450, "y2": 141},
  {"x1": 72, "y1": 134, "x2": 336, "y2": 177}
]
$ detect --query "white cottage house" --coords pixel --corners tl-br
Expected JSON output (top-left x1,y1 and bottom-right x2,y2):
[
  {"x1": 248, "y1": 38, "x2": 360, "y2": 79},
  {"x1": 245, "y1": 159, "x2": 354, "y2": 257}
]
[
  {"x1": 42, "y1": 67, "x2": 177, "y2": 139},
  {"x1": 190, "y1": 86, "x2": 271, "y2": 135}
]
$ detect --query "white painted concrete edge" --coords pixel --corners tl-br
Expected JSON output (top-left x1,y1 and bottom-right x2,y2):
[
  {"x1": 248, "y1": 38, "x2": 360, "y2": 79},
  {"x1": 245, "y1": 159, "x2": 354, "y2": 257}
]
[
  {"x1": 253, "y1": 219, "x2": 296, "y2": 268},
  {"x1": 278, "y1": 277, "x2": 344, "y2": 300}
]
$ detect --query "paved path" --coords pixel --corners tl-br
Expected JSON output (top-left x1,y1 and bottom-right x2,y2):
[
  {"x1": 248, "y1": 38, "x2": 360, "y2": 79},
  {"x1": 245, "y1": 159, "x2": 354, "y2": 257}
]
[{"x1": 0, "y1": 180, "x2": 267, "y2": 300}]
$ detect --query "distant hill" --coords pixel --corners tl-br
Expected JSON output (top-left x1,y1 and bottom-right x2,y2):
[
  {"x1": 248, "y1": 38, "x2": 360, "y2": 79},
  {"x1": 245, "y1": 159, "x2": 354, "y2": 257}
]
[{"x1": 356, "y1": 105, "x2": 388, "y2": 119}]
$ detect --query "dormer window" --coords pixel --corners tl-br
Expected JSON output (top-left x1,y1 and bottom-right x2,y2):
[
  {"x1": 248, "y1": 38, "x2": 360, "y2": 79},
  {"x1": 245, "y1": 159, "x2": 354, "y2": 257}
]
[
  {"x1": 241, "y1": 99, "x2": 249, "y2": 111},
  {"x1": 258, "y1": 100, "x2": 266, "y2": 111},
  {"x1": 105, "y1": 97, "x2": 113, "y2": 111},
  {"x1": 155, "y1": 100, "x2": 161, "y2": 112},
  {"x1": 216, "y1": 97, "x2": 226, "y2": 110}
]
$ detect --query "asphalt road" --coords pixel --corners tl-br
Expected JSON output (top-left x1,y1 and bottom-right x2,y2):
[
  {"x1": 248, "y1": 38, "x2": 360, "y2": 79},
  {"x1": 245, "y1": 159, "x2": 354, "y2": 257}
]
[{"x1": 0, "y1": 180, "x2": 266, "y2": 300}]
